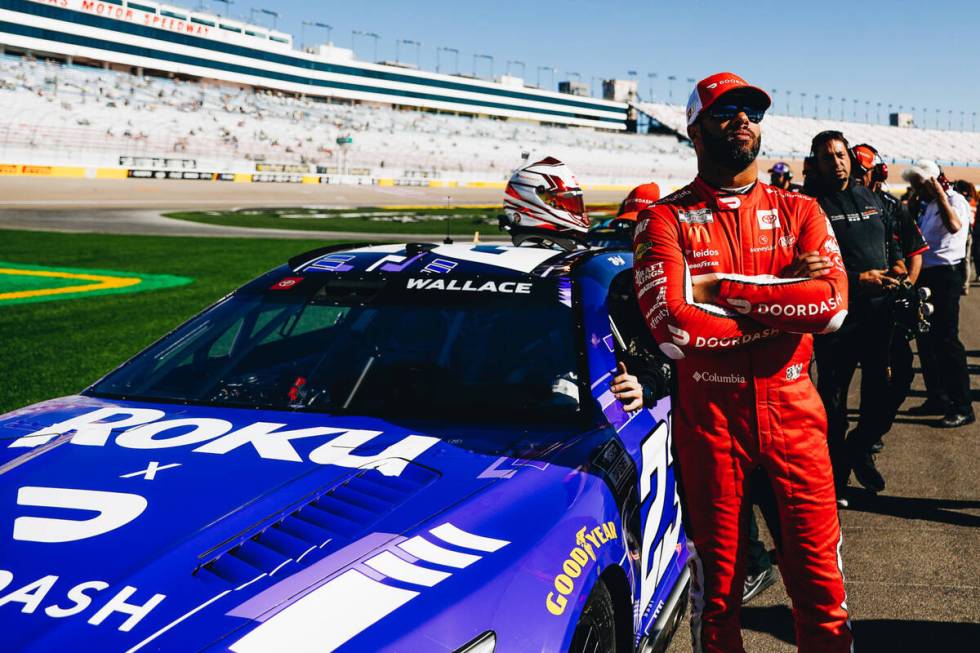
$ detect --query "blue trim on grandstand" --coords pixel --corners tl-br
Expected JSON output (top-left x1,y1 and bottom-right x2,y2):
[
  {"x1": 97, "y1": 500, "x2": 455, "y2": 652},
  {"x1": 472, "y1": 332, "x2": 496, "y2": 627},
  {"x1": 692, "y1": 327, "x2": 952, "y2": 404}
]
[{"x1": 0, "y1": 0, "x2": 627, "y2": 126}]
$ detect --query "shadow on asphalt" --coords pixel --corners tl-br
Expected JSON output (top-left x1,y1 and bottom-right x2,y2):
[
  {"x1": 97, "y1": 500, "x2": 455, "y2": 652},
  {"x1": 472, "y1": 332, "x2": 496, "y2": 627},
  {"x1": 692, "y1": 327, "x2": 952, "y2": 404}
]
[
  {"x1": 845, "y1": 492, "x2": 980, "y2": 528},
  {"x1": 888, "y1": 416, "x2": 946, "y2": 427},
  {"x1": 742, "y1": 605, "x2": 980, "y2": 650},
  {"x1": 741, "y1": 605, "x2": 794, "y2": 645},
  {"x1": 850, "y1": 619, "x2": 980, "y2": 651}
]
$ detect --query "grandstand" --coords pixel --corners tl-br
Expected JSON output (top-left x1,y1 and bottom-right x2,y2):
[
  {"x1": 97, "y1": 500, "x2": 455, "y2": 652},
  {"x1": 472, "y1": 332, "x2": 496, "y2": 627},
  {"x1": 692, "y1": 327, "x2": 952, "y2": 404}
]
[
  {"x1": 0, "y1": 0, "x2": 976, "y2": 189},
  {"x1": 636, "y1": 102, "x2": 980, "y2": 170},
  {"x1": 0, "y1": 55, "x2": 695, "y2": 185}
]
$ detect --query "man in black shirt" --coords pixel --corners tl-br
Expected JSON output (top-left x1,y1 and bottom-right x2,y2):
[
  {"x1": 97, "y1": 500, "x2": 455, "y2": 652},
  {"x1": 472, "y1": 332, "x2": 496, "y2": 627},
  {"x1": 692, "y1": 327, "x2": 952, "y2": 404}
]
[
  {"x1": 807, "y1": 131, "x2": 905, "y2": 502},
  {"x1": 852, "y1": 144, "x2": 929, "y2": 451}
]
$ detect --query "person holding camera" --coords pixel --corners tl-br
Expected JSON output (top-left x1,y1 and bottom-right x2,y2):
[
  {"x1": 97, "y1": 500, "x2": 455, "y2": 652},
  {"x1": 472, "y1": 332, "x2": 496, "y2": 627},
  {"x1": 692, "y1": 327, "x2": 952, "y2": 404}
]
[
  {"x1": 903, "y1": 161, "x2": 975, "y2": 428},
  {"x1": 806, "y1": 131, "x2": 905, "y2": 499}
]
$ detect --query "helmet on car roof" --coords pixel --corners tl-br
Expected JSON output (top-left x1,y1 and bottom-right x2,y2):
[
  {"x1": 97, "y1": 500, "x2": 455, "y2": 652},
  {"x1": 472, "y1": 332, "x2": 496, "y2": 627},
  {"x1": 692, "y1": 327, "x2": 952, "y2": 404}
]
[{"x1": 501, "y1": 157, "x2": 589, "y2": 250}]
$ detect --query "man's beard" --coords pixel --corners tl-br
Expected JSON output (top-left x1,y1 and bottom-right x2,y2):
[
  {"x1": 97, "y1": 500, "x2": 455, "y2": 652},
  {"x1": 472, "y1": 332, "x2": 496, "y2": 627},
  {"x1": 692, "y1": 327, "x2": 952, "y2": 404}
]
[{"x1": 701, "y1": 128, "x2": 761, "y2": 171}]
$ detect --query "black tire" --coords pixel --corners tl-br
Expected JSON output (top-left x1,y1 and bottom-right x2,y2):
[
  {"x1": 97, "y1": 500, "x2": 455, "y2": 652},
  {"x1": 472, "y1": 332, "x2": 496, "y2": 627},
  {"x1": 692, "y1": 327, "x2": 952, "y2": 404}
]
[{"x1": 569, "y1": 580, "x2": 617, "y2": 653}]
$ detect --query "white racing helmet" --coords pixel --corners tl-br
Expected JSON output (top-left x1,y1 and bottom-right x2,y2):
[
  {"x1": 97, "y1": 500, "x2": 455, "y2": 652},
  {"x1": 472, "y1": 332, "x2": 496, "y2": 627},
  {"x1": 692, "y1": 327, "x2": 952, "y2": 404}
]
[{"x1": 501, "y1": 156, "x2": 589, "y2": 249}]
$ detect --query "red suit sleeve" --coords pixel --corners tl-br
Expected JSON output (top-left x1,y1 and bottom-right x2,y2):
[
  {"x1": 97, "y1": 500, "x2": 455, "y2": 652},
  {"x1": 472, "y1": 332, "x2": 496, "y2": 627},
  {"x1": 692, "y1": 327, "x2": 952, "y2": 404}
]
[
  {"x1": 633, "y1": 208, "x2": 781, "y2": 361},
  {"x1": 716, "y1": 200, "x2": 849, "y2": 334}
]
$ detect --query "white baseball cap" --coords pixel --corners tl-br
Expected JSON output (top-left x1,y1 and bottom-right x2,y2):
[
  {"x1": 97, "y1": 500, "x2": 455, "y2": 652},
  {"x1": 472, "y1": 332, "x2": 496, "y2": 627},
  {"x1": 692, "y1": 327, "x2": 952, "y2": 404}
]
[{"x1": 902, "y1": 159, "x2": 941, "y2": 182}]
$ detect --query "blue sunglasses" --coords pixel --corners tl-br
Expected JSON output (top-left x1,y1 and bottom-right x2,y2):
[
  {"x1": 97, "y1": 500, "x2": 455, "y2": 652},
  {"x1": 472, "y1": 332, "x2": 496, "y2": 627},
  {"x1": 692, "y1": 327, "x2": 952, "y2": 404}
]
[{"x1": 706, "y1": 104, "x2": 766, "y2": 124}]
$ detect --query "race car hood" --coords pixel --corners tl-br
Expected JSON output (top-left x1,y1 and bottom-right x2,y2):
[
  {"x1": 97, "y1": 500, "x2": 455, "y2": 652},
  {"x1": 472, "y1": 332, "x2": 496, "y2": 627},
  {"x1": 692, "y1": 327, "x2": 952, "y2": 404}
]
[{"x1": 0, "y1": 395, "x2": 585, "y2": 651}]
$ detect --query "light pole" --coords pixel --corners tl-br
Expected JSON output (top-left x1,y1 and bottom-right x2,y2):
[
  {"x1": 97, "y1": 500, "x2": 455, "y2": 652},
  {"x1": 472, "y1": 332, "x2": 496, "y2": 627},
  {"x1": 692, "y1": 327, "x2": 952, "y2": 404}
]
[
  {"x1": 473, "y1": 53, "x2": 493, "y2": 79},
  {"x1": 647, "y1": 72, "x2": 657, "y2": 102},
  {"x1": 411, "y1": 39, "x2": 422, "y2": 68},
  {"x1": 785, "y1": 89, "x2": 792, "y2": 116},
  {"x1": 667, "y1": 75, "x2": 676, "y2": 102},
  {"x1": 865, "y1": 100, "x2": 869, "y2": 123},
  {"x1": 506, "y1": 60, "x2": 525, "y2": 78},
  {"x1": 814, "y1": 94, "x2": 820, "y2": 119},
  {"x1": 841, "y1": 97, "x2": 846, "y2": 121},
  {"x1": 800, "y1": 92, "x2": 806, "y2": 116},
  {"x1": 397, "y1": 39, "x2": 421, "y2": 67},
  {"x1": 352, "y1": 30, "x2": 380, "y2": 62},
  {"x1": 973, "y1": 111, "x2": 977, "y2": 132},
  {"x1": 852, "y1": 98, "x2": 857, "y2": 122},
  {"x1": 934, "y1": 107, "x2": 940, "y2": 130},
  {"x1": 260, "y1": 8, "x2": 277, "y2": 30},
  {"x1": 771, "y1": 88, "x2": 778, "y2": 114},
  {"x1": 537, "y1": 65, "x2": 555, "y2": 89},
  {"x1": 566, "y1": 71, "x2": 581, "y2": 81},
  {"x1": 214, "y1": 0, "x2": 231, "y2": 17},
  {"x1": 827, "y1": 96, "x2": 833, "y2": 120},
  {"x1": 320, "y1": 22, "x2": 332, "y2": 44},
  {"x1": 301, "y1": 20, "x2": 315, "y2": 49},
  {"x1": 960, "y1": 110, "x2": 965, "y2": 131},
  {"x1": 436, "y1": 46, "x2": 458, "y2": 74},
  {"x1": 876, "y1": 101, "x2": 881, "y2": 123}
]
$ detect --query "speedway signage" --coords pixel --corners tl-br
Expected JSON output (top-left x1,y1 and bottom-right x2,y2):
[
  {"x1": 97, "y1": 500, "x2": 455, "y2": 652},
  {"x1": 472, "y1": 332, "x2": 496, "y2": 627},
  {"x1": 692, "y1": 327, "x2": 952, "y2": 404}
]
[{"x1": 30, "y1": 0, "x2": 214, "y2": 38}]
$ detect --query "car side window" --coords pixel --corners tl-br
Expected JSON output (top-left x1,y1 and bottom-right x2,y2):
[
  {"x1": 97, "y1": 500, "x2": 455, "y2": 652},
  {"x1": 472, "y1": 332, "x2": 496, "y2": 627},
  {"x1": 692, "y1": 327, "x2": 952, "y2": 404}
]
[{"x1": 606, "y1": 271, "x2": 673, "y2": 401}]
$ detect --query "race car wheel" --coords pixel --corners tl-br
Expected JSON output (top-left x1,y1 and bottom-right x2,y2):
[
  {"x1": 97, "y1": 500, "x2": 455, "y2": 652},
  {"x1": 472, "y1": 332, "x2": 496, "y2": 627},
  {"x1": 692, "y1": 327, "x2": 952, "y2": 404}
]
[{"x1": 569, "y1": 579, "x2": 617, "y2": 653}]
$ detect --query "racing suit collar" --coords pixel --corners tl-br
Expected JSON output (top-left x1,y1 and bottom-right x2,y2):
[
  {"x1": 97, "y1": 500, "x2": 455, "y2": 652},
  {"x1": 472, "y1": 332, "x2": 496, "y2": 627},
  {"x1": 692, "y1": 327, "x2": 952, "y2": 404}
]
[{"x1": 692, "y1": 175, "x2": 765, "y2": 210}]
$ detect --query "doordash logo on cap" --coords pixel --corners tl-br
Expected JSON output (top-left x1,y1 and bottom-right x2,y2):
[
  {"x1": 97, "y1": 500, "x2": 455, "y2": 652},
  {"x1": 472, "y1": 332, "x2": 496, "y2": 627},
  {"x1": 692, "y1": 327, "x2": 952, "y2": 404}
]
[{"x1": 686, "y1": 72, "x2": 772, "y2": 126}]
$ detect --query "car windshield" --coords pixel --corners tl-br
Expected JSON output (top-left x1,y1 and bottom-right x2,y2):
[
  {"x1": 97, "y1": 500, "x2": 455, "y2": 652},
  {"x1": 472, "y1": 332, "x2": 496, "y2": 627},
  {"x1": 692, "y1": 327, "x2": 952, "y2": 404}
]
[{"x1": 87, "y1": 274, "x2": 583, "y2": 422}]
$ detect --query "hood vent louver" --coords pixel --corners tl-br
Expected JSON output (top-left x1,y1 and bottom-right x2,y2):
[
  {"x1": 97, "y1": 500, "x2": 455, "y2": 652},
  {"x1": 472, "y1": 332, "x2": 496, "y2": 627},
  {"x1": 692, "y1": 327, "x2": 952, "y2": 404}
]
[{"x1": 198, "y1": 466, "x2": 437, "y2": 585}]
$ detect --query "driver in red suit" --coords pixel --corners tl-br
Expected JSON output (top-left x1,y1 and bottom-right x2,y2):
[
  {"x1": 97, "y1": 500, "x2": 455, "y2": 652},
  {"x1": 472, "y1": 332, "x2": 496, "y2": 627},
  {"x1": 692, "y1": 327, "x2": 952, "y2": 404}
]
[{"x1": 633, "y1": 72, "x2": 853, "y2": 653}]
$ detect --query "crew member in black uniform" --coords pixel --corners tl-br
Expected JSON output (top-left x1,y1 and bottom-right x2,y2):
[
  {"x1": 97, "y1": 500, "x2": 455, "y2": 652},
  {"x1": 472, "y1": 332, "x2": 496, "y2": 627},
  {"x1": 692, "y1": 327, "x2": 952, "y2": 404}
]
[
  {"x1": 806, "y1": 131, "x2": 904, "y2": 502},
  {"x1": 851, "y1": 144, "x2": 929, "y2": 452}
]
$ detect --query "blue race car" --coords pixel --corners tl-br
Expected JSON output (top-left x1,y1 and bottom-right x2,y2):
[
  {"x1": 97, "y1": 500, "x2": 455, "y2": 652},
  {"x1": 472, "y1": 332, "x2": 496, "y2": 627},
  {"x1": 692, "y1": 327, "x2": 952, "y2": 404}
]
[{"x1": 0, "y1": 241, "x2": 688, "y2": 652}]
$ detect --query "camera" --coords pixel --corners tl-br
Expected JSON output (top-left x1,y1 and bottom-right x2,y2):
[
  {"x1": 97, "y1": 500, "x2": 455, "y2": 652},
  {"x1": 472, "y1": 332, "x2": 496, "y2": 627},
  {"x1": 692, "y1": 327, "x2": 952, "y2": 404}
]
[{"x1": 887, "y1": 279, "x2": 933, "y2": 339}]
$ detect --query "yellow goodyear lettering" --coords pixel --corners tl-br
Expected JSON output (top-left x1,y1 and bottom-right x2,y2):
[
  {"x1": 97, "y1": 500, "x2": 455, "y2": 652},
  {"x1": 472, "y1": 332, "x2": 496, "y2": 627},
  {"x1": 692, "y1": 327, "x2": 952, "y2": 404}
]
[{"x1": 544, "y1": 521, "x2": 618, "y2": 616}]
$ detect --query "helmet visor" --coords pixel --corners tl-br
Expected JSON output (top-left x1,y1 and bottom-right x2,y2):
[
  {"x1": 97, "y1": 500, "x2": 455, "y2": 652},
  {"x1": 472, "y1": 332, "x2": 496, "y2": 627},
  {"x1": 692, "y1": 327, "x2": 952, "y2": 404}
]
[{"x1": 537, "y1": 187, "x2": 585, "y2": 217}]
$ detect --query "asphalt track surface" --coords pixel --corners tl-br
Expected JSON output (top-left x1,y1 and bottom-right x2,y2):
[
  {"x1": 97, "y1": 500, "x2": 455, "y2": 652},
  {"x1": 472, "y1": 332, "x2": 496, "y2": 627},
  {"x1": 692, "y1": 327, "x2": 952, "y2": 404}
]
[
  {"x1": 0, "y1": 177, "x2": 624, "y2": 241},
  {"x1": 1, "y1": 179, "x2": 978, "y2": 651}
]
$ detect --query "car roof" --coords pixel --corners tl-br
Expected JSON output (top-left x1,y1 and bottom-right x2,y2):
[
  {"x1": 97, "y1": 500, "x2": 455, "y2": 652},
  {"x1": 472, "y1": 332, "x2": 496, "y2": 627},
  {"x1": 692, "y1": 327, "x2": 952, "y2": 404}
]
[{"x1": 288, "y1": 242, "x2": 628, "y2": 280}]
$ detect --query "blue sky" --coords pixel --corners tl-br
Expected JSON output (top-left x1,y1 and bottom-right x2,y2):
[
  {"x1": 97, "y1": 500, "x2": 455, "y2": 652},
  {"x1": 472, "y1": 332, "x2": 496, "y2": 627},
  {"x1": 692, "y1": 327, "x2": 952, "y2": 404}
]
[{"x1": 207, "y1": 0, "x2": 978, "y2": 130}]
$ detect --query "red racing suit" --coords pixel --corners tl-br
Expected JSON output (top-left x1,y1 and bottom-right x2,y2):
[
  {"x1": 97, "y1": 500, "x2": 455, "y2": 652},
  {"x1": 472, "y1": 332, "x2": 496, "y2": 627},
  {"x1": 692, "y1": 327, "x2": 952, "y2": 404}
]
[{"x1": 633, "y1": 176, "x2": 853, "y2": 653}]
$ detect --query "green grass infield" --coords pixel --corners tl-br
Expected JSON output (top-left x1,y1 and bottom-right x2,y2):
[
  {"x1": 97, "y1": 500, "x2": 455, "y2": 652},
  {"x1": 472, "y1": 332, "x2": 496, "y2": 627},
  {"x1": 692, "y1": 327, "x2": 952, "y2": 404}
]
[
  {"x1": 165, "y1": 206, "x2": 500, "y2": 236},
  {"x1": 0, "y1": 261, "x2": 192, "y2": 306},
  {"x1": 164, "y1": 205, "x2": 618, "y2": 236},
  {"x1": 0, "y1": 230, "x2": 337, "y2": 414}
]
